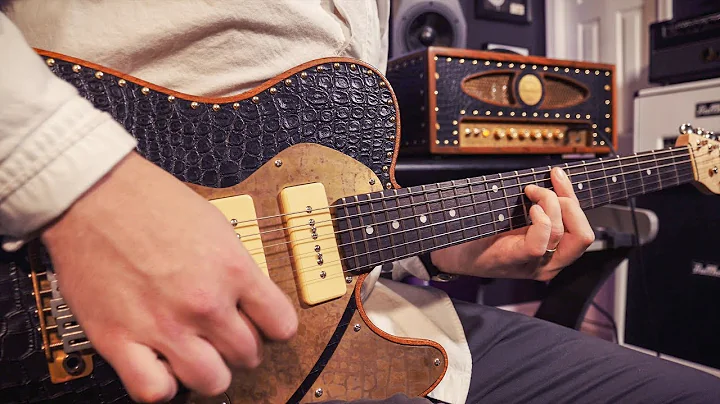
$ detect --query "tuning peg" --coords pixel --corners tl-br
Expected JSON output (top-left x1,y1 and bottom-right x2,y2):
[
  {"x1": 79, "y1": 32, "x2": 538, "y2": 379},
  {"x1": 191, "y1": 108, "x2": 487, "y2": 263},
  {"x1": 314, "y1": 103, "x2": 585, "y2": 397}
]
[{"x1": 680, "y1": 123, "x2": 695, "y2": 134}]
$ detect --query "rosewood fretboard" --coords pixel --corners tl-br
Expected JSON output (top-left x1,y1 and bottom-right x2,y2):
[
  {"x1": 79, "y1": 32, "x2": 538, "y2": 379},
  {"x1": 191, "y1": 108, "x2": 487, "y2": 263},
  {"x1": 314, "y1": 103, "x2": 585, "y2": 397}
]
[{"x1": 334, "y1": 147, "x2": 694, "y2": 272}]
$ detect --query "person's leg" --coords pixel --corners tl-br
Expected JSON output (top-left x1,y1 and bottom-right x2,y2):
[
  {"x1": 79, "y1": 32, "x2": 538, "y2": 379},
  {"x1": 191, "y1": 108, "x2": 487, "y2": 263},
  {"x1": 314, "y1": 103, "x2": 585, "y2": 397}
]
[{"x1": 454, "y1": 299, "x2": 720, "y2": 404}]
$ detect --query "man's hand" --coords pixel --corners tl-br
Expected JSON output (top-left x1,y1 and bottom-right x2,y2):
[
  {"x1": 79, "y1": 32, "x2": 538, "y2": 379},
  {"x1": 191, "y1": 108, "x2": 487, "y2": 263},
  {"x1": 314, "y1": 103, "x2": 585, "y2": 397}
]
[
  {"x1": 431, "y1": 167, "x2": 595, "y2": 282},
  {"x1": 41, "y1": 152, "x2": 298, "y2": 403}
]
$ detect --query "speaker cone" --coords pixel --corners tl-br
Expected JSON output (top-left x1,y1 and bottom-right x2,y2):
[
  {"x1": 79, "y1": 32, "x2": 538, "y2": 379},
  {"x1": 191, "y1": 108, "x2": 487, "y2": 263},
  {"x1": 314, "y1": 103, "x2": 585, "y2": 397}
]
[{"x1": 405, "y1": 11, "x2": 456, "y2": 51}]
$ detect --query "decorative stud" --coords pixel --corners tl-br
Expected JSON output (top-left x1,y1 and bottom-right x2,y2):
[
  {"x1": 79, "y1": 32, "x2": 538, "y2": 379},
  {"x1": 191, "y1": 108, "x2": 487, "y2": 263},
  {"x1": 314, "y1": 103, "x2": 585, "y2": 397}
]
[
  {"x1": 118, "y1": 79, "x2": 127, "y2": 87},
  {"x1": 434, "y1": 358, "x2": 441, "y2": 366},
  {"x1": 141, "y1": 87, "x2": 150, "y2": 95},
  {"x1": 605, "y1": 100, "x2": 611, "y2": 105},
  {"x1": 382, "y1": 166, "x2": 389, "y2": 172},
  {"x1": 472, "y1": 60, "x2": 478, "y2": 65},
  {"x1": 459, "y1": 58, "x2": 465, "y2": 64},
  {"x1": 315, "y1": 388, "x2": 323, "y2": 398},
  {"x1": 275, "y1": 159, "x2": 283, "y2": 167},
  {"x1": 389, "y1": 116, "x2": 396, "y2": 123},
  {"x1": 386, "y1": 99, "x2": 393, "y2": 105},
  {"x1": 575, "y1": 68, "x2": 580, "y2": 73},
  {"x1": 379, "y1": 81, "x2": 386, "y2": 87},
  {"x1": 284, "y1": 79, "x2": 292, "y2": 87},
  {"x1": 605, "y1": 114, "x2": 611, "y2": 118},
  {"x1": 316, "y1": 66, "x2": 324, "y2": 72},
  {"x1": 366, "y1": 69, "x2": 373, "y2": 75},
  {"x1": 460, "y1": 110, "x2": 466, "y2": 115},
  {"x1": 544, "y1": 66, "x2": 549, "y2": 71},
  {"x1": 604, "y1": 84, "x2": 611, "y2": 91},
  {"x1": 333, "y1": 62, "x2": 340, "y2": 69},
  {"x1": 386, "y1": 183, "x2": 392, "y2": 189},
  {"x1": 354, "y1": 324, "x2": 361, "y2": 332},
  {"x1": 605, "y1": 71, "x2": 611, "y2": 76},
  {"x1": 605, "y1": 127, "x2": 611, "y2": 133},
  {"x1": 473, "y1": 110, "x2": 479, "y2": 115},
  {"x1": 212, "y1": 104, "x2": 220, "y2": 112},
  {"x1": 269, "y1": 87, "x2": 277, "y2": 95},
  {"x1": 46, "y1": 58, "x2": 55, "y2": 66},
  {"x1": 498, "y1": 111, "x2": 504, "y2": 116},
  {"x1": 585, "y1": 69, "x2": 590, "y2": 74},
  {"x1": 167, "y1": 95, "x2": 176, "y2": 103},
  {"x1": 350, "y1": 64, "x2": 357, "y2": 70},
  {"x1": 453, "y1": 140, "x2": 459, "y2": 145},
  {"x1": 94, "y1": 71, "x2": 104, "y2": 79},
  {"x1": 233, "y1": 102, "x2": 240, "y2": 110},
  {"x1": 388, "y1": 135, "x2": 395, "y2": 140},
  {"x1": 72, "y1": 64, "x2": 81, "y2": 73},
  {"x1": 521, "y1": 64, "x2": 526, "y2": 69},
  {"x1": 252, "y1": 96, "x2": 260, "y2": 104},
  {"x1": 301, "y1": 72, "x2": 308, "y2": 79},
  {"x1": 386, "y1": 151, "x2": 393, "y2": 158},
  {"x1": 190, "y1": 101, "x2": 199, "y2": 109}
]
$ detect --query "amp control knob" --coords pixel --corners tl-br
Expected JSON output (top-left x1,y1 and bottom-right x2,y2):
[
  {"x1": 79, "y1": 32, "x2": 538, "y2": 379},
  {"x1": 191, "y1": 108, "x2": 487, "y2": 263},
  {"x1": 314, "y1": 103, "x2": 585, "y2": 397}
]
[
  {"x1": 532, "y1": 130, "x2": 542, "y2": 140},
  {"x1": 494, "y1": 129, "x2": 506, "y2": 139}
]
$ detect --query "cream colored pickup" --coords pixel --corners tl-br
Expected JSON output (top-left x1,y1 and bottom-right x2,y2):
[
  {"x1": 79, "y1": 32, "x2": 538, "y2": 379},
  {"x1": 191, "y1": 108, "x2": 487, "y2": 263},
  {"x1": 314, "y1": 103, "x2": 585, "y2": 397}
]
[
  {"x1": 210, "y1": 195, "x2": 268, "y2": 276},
  {"x1": 279, "y1": 183, "x2": 346, "y2": 305}
]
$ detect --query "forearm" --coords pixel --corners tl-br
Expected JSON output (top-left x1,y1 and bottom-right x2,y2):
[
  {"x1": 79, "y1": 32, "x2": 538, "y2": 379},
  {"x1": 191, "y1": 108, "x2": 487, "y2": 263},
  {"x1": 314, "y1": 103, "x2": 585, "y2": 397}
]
[{"x1": 0, "y1": 13, "x2": 137, "y2": 250}]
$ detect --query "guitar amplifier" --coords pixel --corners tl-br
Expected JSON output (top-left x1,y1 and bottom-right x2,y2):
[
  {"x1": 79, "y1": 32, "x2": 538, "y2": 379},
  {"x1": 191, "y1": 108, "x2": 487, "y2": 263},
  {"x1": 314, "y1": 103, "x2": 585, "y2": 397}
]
[
  {"x1": 385, "y1": 46, "x2": 616, "y2": 156},
  {"x1": 649, "y1": 12, "x2": 720, "y2": 85}
]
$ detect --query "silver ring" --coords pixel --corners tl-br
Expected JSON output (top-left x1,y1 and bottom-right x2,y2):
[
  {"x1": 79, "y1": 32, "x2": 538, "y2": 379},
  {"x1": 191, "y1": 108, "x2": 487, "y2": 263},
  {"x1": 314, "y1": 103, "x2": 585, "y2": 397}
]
[{"x1": 546, "y1": 247, "x2": 557, "y2": 253}]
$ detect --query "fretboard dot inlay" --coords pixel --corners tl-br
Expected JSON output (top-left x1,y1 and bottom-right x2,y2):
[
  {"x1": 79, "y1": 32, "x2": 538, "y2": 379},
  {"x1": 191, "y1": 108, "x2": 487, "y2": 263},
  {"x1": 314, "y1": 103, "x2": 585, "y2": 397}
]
[
  {"x1": 449, "y1": 209, "x2": 457, "y2": 217},
  {"x1": 646, "y1": 169, "x2": 652, "y2": 175},
  {"x1": 419, "y1": 215, "x2": 428, "y2": 223},
  {"x1": 577, "y1": 183, "x2": 584, "y2": 190},
  {"x1": 612, "y1": 176, "x2": 617, "y2": 183},
  {"x1": 365, "y1": 226, "x2": 374, "y2": 235},
  {"x1": 391, "y1": 220, "x2": 400, "y2": 229},
  {"x1": 498, "y1": 214, "x2": 505, "y2": 222},
  {"x1": 492, "y1": 185, "x2": 499, "y2": 192}
]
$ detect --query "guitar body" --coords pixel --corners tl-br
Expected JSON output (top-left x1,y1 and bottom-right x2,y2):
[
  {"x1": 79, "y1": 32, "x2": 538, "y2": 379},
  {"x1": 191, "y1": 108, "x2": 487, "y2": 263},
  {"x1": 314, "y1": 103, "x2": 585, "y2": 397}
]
[{"x1": 0, "y1": 52, "x2": 446, "y2": 403}]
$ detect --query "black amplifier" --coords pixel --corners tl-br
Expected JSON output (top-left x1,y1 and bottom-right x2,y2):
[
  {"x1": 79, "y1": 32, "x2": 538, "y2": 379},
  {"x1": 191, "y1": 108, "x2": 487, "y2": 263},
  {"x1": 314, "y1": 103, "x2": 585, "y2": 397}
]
[{"x1": 649, "y1": 12, "x2": 720, "y2": 85}]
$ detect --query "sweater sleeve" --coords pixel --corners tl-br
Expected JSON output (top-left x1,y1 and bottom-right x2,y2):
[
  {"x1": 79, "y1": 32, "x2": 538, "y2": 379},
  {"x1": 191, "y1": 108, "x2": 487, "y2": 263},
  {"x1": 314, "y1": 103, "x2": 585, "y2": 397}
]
[{"x1": 0, "y1": 13, "x2": 138, "y2": 251}]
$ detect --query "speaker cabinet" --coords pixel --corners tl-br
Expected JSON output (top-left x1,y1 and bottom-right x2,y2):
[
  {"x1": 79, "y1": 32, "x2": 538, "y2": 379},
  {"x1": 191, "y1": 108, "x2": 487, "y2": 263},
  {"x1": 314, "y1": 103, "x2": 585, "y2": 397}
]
[
  {"x1": 390, "y1": 0, "x2": 467, "y2": 58},
  {"x1": 386, "y1": 46, "x2": 617, "y2": 156}
]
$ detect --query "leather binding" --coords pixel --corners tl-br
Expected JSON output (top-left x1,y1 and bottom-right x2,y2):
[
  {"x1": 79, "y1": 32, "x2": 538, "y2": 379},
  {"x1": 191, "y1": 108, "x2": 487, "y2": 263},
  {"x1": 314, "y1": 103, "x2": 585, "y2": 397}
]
[{"x1": 386, "y1": 46, "x2": 617, "y2": 156}]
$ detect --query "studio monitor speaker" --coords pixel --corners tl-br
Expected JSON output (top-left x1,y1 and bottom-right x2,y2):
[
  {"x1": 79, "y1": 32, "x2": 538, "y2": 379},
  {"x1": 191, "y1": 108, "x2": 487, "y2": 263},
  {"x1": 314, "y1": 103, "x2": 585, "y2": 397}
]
[{"x1": 390, "y1": 0, "x2": 467, "y2": 58}]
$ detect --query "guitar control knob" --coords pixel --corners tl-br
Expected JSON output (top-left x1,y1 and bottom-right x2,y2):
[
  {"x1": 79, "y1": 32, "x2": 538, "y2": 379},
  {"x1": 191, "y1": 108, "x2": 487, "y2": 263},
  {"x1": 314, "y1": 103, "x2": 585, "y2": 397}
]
[
  {"x1": 494, "y1": 129, "x2": 506, "y2": 139},
  {"x1": 464, "y1": 128, "x2": 472, "y2": 137},
  {"x1": 509, "y1": 129, "x2": 519, "y2": 140},
  {"x1": 520, "y1": 130, "x2": 530, "y2": 140},
  {"x1": 532, "y1": 130, "x2": 542, "y2": 140},
  {"x1": 543, "y1": 130, "x2": 553, "y2": 140},
  {"x1": 482, "y1": 128, "x2": 491, "y2": 137},
  {"x1": 473, "y1": 128, "x2": 481, "y2": 137}
]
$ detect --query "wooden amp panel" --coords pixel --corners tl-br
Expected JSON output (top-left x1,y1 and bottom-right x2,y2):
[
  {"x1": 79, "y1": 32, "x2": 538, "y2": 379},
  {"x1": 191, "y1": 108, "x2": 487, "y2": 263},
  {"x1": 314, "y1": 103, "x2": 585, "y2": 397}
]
[{"x1": 386, "y1": 46, "x2": 617, "y2": 155}]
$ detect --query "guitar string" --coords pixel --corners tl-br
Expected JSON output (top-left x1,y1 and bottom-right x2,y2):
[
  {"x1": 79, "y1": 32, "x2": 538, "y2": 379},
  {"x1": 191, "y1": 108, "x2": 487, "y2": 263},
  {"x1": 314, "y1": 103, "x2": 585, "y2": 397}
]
[
  {"x1": 246, "y1": 156, "x2": 699, "y2": 258},
  {"x1": 271, "y1": 170, "x2": 699, "y2": 290},
  {"x1": 226, "y1": 147, "x2": 695, "y2": 226},
  {"x1": 252, "y1": 169, "x2": 696, "y2": 275},
  {"x1": 235, "y1": 149, "x2": 695, "y2": 241},
  {"x1": 234, "y1": 153, "x2": 697, "y2": 252}
]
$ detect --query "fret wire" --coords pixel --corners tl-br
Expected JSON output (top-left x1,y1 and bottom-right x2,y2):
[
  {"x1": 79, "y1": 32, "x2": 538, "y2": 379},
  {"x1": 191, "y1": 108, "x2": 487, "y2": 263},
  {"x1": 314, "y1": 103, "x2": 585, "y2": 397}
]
[
  {"x1": 381, "y1": 191, "x2": 398, "y2": 260},
  {"x1": 582, "y1": 161, "x2": 596, "y2": 209},
  {"x1": 517, "y1": 170, "x2": 530, "y2": 225},
  {"x1": 369, "y1": 192, "x2": 389, "y2": 263},
  {"x1": 257, "y1": 170, "x2": 699, "y2": 271},
  {"x1": 500, "y1": 173, "x2": 515, "y2": 231},
  {"x1": 408, "y1": 187, "x2": 424, "y2": 255},
  {"x1": 421, "y1": 184, "x2": 440, "y2": 251},
  {"x1": 599, "y1": 158, "x2": 612, "y2": 202},
  {"x1": 341, "y1": 197, "x2": 362, "y2": 270},
  {"x1": 483, "y1": 175, "x2": 499, "y2": 237},
  {"x1": 671, "y1": 149, "x2": 681, "y2": 186},
  {"x1": 438, "y1": 182, "x2": 454, "y2": 245}
]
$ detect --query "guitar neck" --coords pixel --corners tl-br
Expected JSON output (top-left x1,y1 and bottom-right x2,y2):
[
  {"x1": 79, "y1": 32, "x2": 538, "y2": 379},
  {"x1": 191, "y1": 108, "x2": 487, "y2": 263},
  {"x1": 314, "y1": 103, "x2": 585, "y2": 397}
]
[{"x1": 334, "y1": 146, "x2": 694, "y2": 273}]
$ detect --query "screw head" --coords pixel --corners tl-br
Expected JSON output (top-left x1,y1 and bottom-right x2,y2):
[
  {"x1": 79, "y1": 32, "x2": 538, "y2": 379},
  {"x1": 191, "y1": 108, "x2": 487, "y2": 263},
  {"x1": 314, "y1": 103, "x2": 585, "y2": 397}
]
[
  {"x1": 353, "y1": 324, "x2": 361, "y2": 332},
  {"x1": 345, "y1": 276, "x2": 353, "y2": 283},
  {"x1": 230, "y1": 219, "x2": 239, "y2": 227},
  {"x1": 320, "y1": 270, "x2": 326, "y2": 278},
  {"x1": 369, "y1": 179, "x2": 376, "y2": 185},
  {"x1": 315, "y1": 388, "x2": 323, "y2": 397},
  {"x1": 274, "y1": 159, "x2": 282, "y2": 167},
  {"x1": 434, "y1": 358, "x2": 441, "y2": 366}
]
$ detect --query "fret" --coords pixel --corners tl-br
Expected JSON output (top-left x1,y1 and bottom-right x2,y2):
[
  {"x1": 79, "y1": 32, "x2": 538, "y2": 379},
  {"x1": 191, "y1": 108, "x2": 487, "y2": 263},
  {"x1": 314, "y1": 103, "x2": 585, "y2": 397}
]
[
  {"x1": 581, "y1": 162, "x2": 597, "y2": 209},
  {"x1": 653, "y1": 149, "x2": 678, "y2": 189},
  {"x1": 470, "y1": 176, "x2": 497, "y2": 238},
  {"x1": 637, "y1": 152, "x2": 662, "y2": 194},
  {"x1": 345, "y1": 196, "x2": 369, "y2": 269},
  {"x1": 441, "y1": 180, "x2": 465, "y2": 244},
  {"x1": 410, "y1": 188, "x2": 434, "y2": 252},
  {"x1": 503, "y1": 170, "x2": 528, "y2": 229},
  {"x1": 669, "y1": 148, "x2": 682, "y2": 186},
  {"x1": 602, "y1": 156, "x2": 627, "y2": 203},
  {"x1": 486, "y1": 173, "x2": 512, "y2": 234},
  {"x1": 335, "y1": 198, "x2": 361, "y2": 270},
  {"x1": 516, "y1": 169, "x2": 536, "y2": 226},
  {"x1": 381, "y1": 191, "x2": 405, "y2": 259},
  {"x1": 423, "y1": 184, "x2": 450, "y2": 249},
  {"x1": 355, "y1": 194, "x2": 380, "y2": 266},
  {"x1": 456, "y1": 178, "x2": 482, "y2": 241},
  {"x1": 673, "y1": 148, "x2": 694, "y2": 180},
  {"x1": 396, "y1": 188, "x2": 422, "y2": 256},
  {"x1": 370, "y1": 192, "x2": 393, "y2": 263},
  {"x1": 586, "y1": 159, "x2": 610, "y2": 206},
  {"x1": 566, "y1": 162, "x2": 592, "y2": 209},
  {"x1": 619, "y1": 154, "x2": 643, "y2": 198}
]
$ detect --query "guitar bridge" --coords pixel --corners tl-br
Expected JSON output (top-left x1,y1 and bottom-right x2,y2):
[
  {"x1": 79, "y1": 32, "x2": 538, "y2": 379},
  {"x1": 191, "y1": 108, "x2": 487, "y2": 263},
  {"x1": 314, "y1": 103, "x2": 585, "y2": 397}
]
[{"x1": 29, "y1": 243, "x2": 94, "y2": 384}]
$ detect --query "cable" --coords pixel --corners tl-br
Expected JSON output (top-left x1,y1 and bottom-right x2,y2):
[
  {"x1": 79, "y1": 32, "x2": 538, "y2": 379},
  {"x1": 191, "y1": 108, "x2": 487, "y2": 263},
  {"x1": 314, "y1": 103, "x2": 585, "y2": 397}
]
[
  {"x1": 594, "y1": 130, "x2": 661, "y2": 356},
  {"x1": 591, "y1": 300, "x2": 618, "y2": 343}
]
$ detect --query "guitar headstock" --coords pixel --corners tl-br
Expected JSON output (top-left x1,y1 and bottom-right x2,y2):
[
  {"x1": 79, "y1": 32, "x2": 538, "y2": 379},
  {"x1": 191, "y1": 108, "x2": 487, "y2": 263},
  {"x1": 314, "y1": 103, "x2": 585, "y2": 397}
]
[{"x1": 677, "y1": 123, "x2": 720, "y2": 194}]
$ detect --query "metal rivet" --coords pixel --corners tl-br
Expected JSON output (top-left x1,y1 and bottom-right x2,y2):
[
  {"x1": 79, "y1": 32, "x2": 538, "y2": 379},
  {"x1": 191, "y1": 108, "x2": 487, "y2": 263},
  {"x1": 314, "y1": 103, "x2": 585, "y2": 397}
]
[
  {"x1": 434, "y1": 358, "x2": 441, "y2": 366},
  {"x1": 233, "y1": 102, "x2": 240, "y2": 110},
  {"x1": 333, "y1": 62, "x2": 340, "y2": 69},
  {"x1": 379, "y1": 81, "x2": 386, "y2": 87},
  {"x1": 386, "y1": 99, "x2": 393, "y2": 106},
  {"x1": 284, "y1": 79, "x2": 292, "y2": 86},
  {"x1": 382, "y1": 166, "x2": 388, "y2": 172},
  {"x1": 386, "y1": 151, "x2": 393, "y2": 157},
  {"x1": 118, "y1": 79, "x2": 127, "y2": 87},
  {"x1": 46, "y1": 58, "x2": 55, "y2": 66},
  {"x1": 275, "y1": 159, "x2": 283, "y2": 167},
  {"x1": 389, "y1": 116, "x2": 396, "y2": 123},
  {"x1": 212, "y1": 104, "x2": 220, "y2": 112},
  {"x1": 72, "y1": 64, "x2": 81, "y2": 73},
  {"x1": 252, "y1": 96, "x2": 260, "y2": 104},
  {"x1": 388, "y1": 135, "x2": 396, "y2": 141},
  {"x1": 385, "y1": 182, "x2": 392, "y2": 189},
  {"x1": 320, "y1": 270, "x2": 326, "y2": 278},
  {"x1": 354, "y1": 324, "x2": 361, "y2": 332},
  {"x1": 269, "y1": 87, "x2": 277, "y2": 95},
  {"x1": 346, "y1": 276, "x2": 353, "y2": 283},
  {"x1": 604, "y1": 84, "x2": 611, "y2": 91},
  {"x1": 316, "y1": 66, "x2": 324, "y2": 72},
  {"x1": 191, "y1": 101, "x2": 199, "y2": 109},
  {"x1": 369, "y1": 179, "x2": 376, "y2": 185},
  {"x1": 350, "y1": 64, "x2": 357, "y2": 70},
  {"x1": 168, "y1": 95, "x2": 176, "y2": 103},
  {"x1": 315, "y1": 388, "x2": 323, "y2": 397},
  {"x1": 230, "y1": 219, "x2": 239, "y2": 227},
  {"x1": 141, "y1": 87, "x2": 150, "y2": 95},
  {"x1": 301, "y1": 72, "x2": 308, "y2": 79},
  {"x1": 94, "y1": 71, "x2": 104, "y2": 79}
]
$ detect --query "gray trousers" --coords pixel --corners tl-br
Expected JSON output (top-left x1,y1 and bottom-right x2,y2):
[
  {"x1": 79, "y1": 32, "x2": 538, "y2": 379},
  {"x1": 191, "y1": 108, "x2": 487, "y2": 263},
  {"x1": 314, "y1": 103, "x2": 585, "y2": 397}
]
[{"x1": 324, "y1": 299, "x2": 720, "y2": 404}]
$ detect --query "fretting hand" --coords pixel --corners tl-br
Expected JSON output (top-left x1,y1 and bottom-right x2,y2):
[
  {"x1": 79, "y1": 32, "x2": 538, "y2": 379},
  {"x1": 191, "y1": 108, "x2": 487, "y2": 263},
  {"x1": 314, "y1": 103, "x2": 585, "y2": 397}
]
[
  {"x1": 41, "y1": 152, "x2": 298, "y2": 403},
  {"x1": 431, "y1": 167, "x2": 595, "y2": 281}
]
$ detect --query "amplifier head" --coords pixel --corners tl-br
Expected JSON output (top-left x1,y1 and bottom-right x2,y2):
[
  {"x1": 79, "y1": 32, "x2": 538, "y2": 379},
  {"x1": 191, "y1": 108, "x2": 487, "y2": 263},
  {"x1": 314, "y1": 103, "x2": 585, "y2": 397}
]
[{"x1": 386, "y1": 46, "x2": 617, "y2": 155}]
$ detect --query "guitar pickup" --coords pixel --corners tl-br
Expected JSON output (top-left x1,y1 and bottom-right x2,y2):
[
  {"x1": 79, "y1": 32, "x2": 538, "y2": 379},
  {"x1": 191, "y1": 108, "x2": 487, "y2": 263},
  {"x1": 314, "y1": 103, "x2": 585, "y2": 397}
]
[{"x1": 210, "y1": 194, "x2": 268, "y2": 276}]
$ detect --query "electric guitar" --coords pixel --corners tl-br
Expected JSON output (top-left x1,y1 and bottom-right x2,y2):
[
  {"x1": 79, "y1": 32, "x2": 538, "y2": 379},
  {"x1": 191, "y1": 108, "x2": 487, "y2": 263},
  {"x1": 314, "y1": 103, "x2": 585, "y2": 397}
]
[{"x1": 1, "y1": 50, "x2": 718, "y2": 404}]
